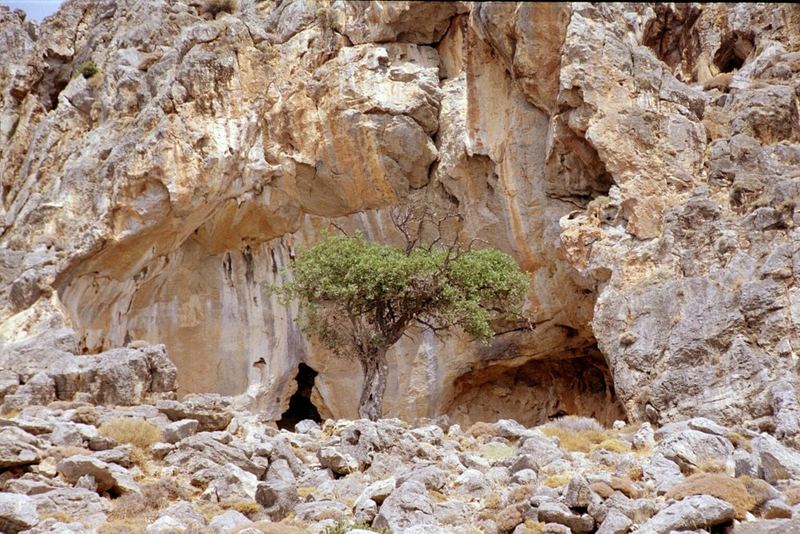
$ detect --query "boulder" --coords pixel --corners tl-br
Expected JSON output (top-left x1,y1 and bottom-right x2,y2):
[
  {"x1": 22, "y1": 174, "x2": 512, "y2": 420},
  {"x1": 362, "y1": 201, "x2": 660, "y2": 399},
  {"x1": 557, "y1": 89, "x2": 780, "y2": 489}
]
[
  {"x1": 537, "y1": 501, "x2": 594, "y2": 533},
  {"x1": 374, "y1": 480, "x2": 436, "y2": 531},
  {"x1": 637, "y1": 495, "x2": 735, "y2": 534},
  {"x1": 208, "y1": 510, "x2": 251, "y2": 533},
  {"x1": 162, "y1": 419, "x2": 199, "y2": 444},
  {"x1": 56, "y1": 455, "x2": 140, "y2": 495},
  {"x1": 318, "y1": 447, "x2": 360, "y2": 475},
  {"x1": 156, "y1": 395, "x2": 234, "y2": 432},
  {"x1": 0, "y1": 492, "x2": 39, "y2": 533},
  {"x1": 0, "y1": 426, "x2": 42, "y2": 467}
]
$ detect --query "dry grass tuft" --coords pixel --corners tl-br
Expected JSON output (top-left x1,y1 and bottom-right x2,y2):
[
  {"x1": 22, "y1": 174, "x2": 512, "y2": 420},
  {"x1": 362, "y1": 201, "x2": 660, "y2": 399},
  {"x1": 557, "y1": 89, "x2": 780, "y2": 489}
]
[
  {"x1": 99, "y1": 417, "x2": 161, "y2": 450},
  {"x1": 666, "y1": 473, "x2": 755, "y2": 520},
  {"x1": 224, "y1": 499, "x2": 261, "y2": 516},
  {"x1": 540, "y1": 426, "x2": 616, "y2": 453},
  {"x1": 542, "y1": 473, "x2": 572, "y2": 488},
  {"x1": 109, "y1": 478, "x2": 193, "y2": 522},
  {"x1": 597, "y1": 438, "x2": 631, "y2": 453},
  {"x1": 545, "y1": 415, "x2": 604, "y2": 433}
]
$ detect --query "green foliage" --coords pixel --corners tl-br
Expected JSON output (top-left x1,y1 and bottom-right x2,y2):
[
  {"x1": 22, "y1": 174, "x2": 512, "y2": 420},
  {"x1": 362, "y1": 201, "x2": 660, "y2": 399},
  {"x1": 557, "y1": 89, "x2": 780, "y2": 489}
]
[
  {"x1": 274, "y1": 232, "x2": 529, "y2": 356},
  {"x1": 78, "y1": 60, "x2": 98, "y2": 79}
]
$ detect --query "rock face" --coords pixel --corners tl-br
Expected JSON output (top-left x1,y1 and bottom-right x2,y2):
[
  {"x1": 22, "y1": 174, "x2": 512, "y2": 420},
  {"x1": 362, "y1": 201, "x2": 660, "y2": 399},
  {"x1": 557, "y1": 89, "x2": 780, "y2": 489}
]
[{"x1": 1, "y1": 1, "x2": 799, "y2": 431}]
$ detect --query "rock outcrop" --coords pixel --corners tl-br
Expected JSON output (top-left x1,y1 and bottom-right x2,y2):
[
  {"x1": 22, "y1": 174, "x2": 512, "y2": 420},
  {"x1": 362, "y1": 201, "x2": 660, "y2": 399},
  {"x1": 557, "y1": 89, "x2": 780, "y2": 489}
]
[{"x1": 0, "y1": 1, "x2": 798, "y2": 435}]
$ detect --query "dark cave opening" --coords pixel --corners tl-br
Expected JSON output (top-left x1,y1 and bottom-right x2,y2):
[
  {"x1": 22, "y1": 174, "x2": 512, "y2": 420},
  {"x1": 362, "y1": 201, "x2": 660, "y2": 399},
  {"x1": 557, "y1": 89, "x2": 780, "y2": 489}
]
[{"x1": 277, "y1": 363, "x2": 322, "y2": 430}]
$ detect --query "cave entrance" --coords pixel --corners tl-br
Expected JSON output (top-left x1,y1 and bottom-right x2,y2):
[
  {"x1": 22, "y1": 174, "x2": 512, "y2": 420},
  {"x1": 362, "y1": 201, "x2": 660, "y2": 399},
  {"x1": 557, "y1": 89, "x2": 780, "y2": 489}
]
[
  {"x1": 444, "y1": 349, "x2": 626, "y2": 428},
  {"x1": 277, "y1": 363, "x2": 322, "y2": 430}
]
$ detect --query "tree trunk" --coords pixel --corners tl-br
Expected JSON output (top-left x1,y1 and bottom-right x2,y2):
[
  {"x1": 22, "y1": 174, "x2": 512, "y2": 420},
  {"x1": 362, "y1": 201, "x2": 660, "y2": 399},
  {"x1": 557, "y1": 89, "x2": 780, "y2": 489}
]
[{"x1": 357, "y1": 348, "x2": 388, "y2": 421}]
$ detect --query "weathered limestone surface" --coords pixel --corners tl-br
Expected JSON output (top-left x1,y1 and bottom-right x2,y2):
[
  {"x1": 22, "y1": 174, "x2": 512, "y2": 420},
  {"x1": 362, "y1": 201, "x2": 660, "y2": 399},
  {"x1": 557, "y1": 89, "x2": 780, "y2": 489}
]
[{"x1": 1, "y1": 1, "x2": 798, "y2": 432}]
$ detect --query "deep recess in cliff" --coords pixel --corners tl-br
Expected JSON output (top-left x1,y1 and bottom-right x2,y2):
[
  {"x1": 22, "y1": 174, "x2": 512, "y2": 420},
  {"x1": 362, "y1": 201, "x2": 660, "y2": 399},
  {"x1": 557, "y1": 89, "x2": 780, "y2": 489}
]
[{"x1": 1, "y1": 2, "x2": 799, "y2": 434}]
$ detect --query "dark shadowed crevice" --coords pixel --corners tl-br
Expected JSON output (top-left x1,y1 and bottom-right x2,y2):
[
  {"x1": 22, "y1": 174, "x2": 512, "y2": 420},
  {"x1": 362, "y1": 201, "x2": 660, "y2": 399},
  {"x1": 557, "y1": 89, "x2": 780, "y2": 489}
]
[
  {"x1": 445, "y1": 349, "x2": 626, "y2": 427},
  {"x1": 277, "y1": 363, "x2": 322, "y2": 430},
  {"x1": 713, "y1": 31, "x2": 754, "y2": 73}
]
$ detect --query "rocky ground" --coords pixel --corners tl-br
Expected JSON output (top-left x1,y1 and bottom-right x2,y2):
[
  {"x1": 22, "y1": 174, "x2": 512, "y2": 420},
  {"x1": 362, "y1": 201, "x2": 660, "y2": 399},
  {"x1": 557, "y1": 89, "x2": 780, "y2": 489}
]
[{"x1": 2, "y1": 348, "x2": 800, "y2": 533}]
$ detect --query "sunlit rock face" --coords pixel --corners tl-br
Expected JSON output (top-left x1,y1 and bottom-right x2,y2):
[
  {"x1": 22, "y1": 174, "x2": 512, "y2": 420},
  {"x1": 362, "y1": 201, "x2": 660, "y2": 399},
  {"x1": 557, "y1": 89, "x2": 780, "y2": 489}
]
[{"x1": 1, "y1": 2, "x2": 798, "y2": 433}]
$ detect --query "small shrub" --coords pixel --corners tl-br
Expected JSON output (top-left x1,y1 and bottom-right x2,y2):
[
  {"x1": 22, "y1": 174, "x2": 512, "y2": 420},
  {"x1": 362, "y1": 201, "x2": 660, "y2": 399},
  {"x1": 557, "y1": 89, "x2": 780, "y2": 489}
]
[
  {"x1": 98, "y1": 520, "x2": 146, "y2": 534},
  {"x1": 507, "y1": 483, "x2": 534, "y2": 504},
  {"x1": 696, "y1": 460, "x2": 727, "y2": 474},
  {"x1": 99, "y1": 417, "x2": 161, "y2": 450},
  {"x1": 666, "y1": 473, "x2": 755, "y2": 520},
  {"x1": 627, "y1": 465, "x2": 644, "y2": 481},
  {"x1": 225, "y1": 499, "x2": 261, "y2": 516},
  {"x1": 544, "y1": 416, "x2": 604, "y2": 433},
  {"x1": 542, "y1": 473, "x2": 572, "y2": 488},
  {"x1": 597, "y1": 439, "x2": 631, "y2": 453},
  {"x1": 540, "y1": 426, "x2": 614, "y2": 453},
  {"x1": 78, "y1": 61, "x2": 99, "y2": 79}
]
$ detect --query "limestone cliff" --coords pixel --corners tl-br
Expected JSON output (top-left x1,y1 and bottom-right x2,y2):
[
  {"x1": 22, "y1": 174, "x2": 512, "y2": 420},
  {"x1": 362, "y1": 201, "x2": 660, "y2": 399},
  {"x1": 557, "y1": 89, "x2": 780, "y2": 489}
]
[{"x1": 0, "y1": 1, "x2": 798, "y2": 434}]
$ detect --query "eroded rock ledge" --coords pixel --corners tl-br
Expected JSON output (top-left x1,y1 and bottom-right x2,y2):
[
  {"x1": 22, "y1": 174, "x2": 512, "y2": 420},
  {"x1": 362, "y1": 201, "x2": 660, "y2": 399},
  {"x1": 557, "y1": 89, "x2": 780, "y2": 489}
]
[{"x1": 1, "y1": 2, "x2": 799, "y2": 434}]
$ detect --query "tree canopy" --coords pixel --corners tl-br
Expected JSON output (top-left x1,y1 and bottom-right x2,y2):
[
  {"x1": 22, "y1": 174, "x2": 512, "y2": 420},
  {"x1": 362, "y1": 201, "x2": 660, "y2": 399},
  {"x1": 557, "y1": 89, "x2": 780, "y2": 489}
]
[{"x1": 272, "y1": 212, "x2": 530, "y2": 420}]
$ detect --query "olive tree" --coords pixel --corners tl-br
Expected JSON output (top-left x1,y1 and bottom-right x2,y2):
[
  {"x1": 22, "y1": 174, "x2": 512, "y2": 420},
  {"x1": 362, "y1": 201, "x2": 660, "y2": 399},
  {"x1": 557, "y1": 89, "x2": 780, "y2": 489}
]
[{"x1": 272, "y1": 209, "x2": 530, "y2": 420}]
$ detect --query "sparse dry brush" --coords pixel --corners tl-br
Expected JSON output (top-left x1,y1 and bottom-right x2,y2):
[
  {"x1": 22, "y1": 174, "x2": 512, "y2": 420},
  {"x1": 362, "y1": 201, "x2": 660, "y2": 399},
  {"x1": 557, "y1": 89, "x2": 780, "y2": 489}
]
[
  {"x1": 666, "y1": 473, "x2": 755, "y2": 520},
  {"x1": 99, "y1": 417, "x2": 161, "y2": 450}
]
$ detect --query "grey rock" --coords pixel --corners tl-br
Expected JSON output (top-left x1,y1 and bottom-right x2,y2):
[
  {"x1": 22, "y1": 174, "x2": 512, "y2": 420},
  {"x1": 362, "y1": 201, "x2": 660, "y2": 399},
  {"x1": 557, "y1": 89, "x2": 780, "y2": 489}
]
[
  {"x1": 637, "y1": 495, "x2": 735, "y2": 534},
  {"x1": 374, "y1": 480, "x2": 435, "y2": 531},
  {"x1": 537, "y1": 501, "x2": 594, "y2": 533},
  {"x1": 162, "y1": 419, "x2": 199, "y2": 444},
  {"x1": 156, "y1": 501, "x2": 206, "y2": 529},
  {"x1": 564, "y1": 473, "x2": 597, "y2": 508},
  {"x1": 318, "y1": 446, "x2": 359, "y2": 475},
  {"x1": 733, "y1": 519, "x2": 800, "y2": 533},
  {"x1": 255, "y1": 479, "x2": 298, "y2": 521},
  {"x1": 643, "y1": 454, "x2": 685, "y2": 494},
  {"x1": 294, "y1": 500, "x2": 350, "y2": 522},
  {"x1": 56, "y1": 455, "x2": 140, "y2": 495},
  {"x1": 596, "y1": 508, "x2": 632, "y2": 534},
  {"x1": 146, "y1": 515, "x2": 187, "y2": 534},
  {"x1": 754, "y1": 433, "x2": 800, "y2": 483},
  {"x1": 355, "y1": 477, "x2": 396, "y2": 507},
  {"x1": 208, "y1": 510, "x2": 251, "y2": 533},
  {"x1": 196, "y1": 462, "x2": 259, "y2": 501},
  {"x1": 354, "y1": 497, "x2": 378, "y2": 523},
  {"x1": 157, "y1": 394, "x2": 233, "y2": 432},
  {"x1": 656, "y1": 430, "x2": 734, "y2": 471},
  {"x1": 31, "y1": 488, "x2": 111, "y2": 527},
  {"x1": 0, "y1": 492, "x2": 38, "y2": 533},
  {"x1": 0, "y1": 426, "x2": 42, "y2": 467},
  {"x1": 163, "y1": 433, "x2": 262, "y2": 477},
  {"x1": 762, "y1": 498, "x2": 792, "y2": 519}
]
